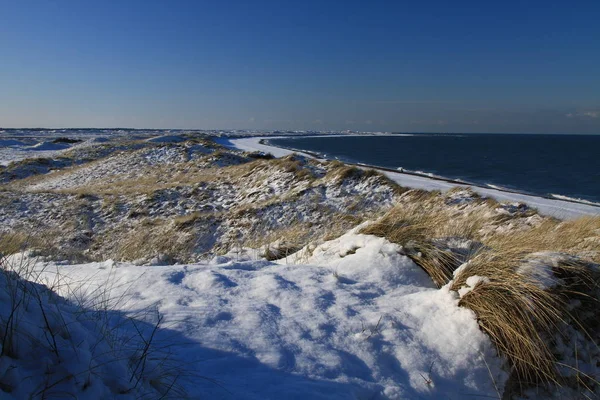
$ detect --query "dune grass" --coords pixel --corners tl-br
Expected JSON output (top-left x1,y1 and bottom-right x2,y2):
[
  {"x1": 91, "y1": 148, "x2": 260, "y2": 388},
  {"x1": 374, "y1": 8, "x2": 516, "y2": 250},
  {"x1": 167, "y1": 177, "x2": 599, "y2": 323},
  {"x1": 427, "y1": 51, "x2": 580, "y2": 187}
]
[
  {"x1": 360, "y1": 189, "x2": 495, "y2": 286},
  {"x1": 360, "y1": 188, "x2": 600, "y2": 395},
  {"x1": 453, "y1": 249, "x2": 600, "y2": 395},
  {"x1": 112, "y1": 216, "x2": 216, "y2": 263},
  {"x1": 0, "y1": 231, "x2": 39, "y2": 257}
]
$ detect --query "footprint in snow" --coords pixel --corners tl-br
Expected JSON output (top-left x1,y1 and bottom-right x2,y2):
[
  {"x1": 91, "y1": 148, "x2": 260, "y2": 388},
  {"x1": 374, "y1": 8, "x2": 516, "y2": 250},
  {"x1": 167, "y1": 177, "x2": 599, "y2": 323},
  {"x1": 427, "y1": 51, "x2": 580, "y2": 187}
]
[
  {"x1": 272, "y1": 275, "x2": 300, "y2": 291},
  {"x1": 316, "y1": 291, "x2": 336, "y2": 311},
  {"x1": 167, "y1": 270, "x2": 185, "y2": 285},
  {"x1": 205, "y1": 311, "x2": 233, "y2": 326},
  {"x1": 211, "y1": 272, "x2": 238, "y2": 288}
]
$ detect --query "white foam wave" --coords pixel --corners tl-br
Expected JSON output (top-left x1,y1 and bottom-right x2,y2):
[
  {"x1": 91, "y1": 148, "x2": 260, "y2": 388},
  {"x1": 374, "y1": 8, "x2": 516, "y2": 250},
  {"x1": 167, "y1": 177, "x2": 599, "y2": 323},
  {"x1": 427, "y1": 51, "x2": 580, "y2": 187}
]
[
  {"x1": 485, "y1": 183, "x2": 511, "y2": 191},
  {"x1": 413, "y1": 170, "x2": 445, "y2": 179},
  {"x1": 550, "y1": 194, "x2": 600, "y2": 207}
]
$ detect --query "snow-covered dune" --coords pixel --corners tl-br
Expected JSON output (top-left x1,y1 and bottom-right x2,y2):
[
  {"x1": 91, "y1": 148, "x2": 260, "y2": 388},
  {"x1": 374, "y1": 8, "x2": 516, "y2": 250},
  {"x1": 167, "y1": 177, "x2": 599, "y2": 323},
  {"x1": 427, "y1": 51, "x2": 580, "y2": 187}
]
[
  {"x1": 32, "y1": 229, "x2": 506, "y2": 399},
  {"x1": 26, "y1": 141, "x2": 72, "y2": 151},
  {"x1": 145, "y1": 135, "x2": 188, "y2": 143}
]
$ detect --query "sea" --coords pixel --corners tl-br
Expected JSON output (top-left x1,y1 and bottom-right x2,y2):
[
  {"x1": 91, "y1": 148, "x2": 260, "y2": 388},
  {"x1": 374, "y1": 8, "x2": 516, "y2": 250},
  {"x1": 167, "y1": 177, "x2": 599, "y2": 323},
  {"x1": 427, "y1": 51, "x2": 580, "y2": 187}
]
[{"x1": 268, "y1": 134, "x2": 600, "y2": 205}]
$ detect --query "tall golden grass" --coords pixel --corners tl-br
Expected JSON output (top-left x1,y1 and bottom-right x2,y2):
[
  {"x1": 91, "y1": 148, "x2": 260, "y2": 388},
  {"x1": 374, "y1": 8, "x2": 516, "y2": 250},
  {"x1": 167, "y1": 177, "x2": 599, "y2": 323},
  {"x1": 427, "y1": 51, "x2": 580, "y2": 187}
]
[
  {"x1": 361, "y1": 189, "x2": 495, "y2": 286},
  {"x1": 361, "y1": 188, "x2": 600, "y2": 394}
]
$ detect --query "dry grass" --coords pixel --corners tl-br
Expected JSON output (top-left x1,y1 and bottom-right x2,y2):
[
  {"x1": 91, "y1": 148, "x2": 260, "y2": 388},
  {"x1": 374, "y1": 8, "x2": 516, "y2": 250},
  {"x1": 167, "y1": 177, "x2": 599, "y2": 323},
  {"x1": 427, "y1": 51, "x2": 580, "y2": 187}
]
[
  {"x1": 0, "y1": 229, "x2": 77, "y2": 261},
  {"x1": 243, "y1": 221, "x2": 315, "y2": 261},
  {"x1": 54, "y1": 154, "x2": 320, "y2": 197},
  {"x1": 323, "y1": 161, "x2": 403, "y2": 189},
  {"x1": 172, "y1": 211, "x2": 211, "y2": 229},
  {"x1": 361, "y1": 187, "x2": 600, "y2": 394},
  {"x1": 460, "y1": 279, "x2": 563, "y2": 386},
  {"x1": 14, "y1": 142, "x2": 223, "y2": 195},
  {"x1": 408, "y1": 244, "x2": 465, "y2": 288},
  {"x1": 270, "y1": 155, "x2": 318, "y2": 181},
  {"x1": 325, "y1": 162, "x2": 364, "y2": 183},
  {"x1": 52, "y1": 164, "x2": 221, "y2": 196},
  {"x1": 452, "y1": 249, "x2": 564, "y2": 385},
  {"x1": 4, "y1": 159, "x2": 77, "y2": 190},
  {"x1": 484, "y1": 216, "x2": 600, "y2": 263},
  {"x1": 7, "y1": 152, "x2": 397, "y2": 264},
  {"x1": 322, "y1": 213, "x2": 366, "y2": 242},
  {"x1": 360, "y1": 191, "x2": 495, "y2": 286},
  {"x1": 113, "y1": 219, "x2": 197, "y2": 263},
  {"x1": 0, "y1": 231, "x2": 39, "y2": 256},
  {"x1": 4, "y1": 140, "x2": 147, "y2": 190},
  {"x1": 242, "y1": 211, "x2": 369, "y2": 262},
  {"x1": 452, "y1": 248, "x2": 600, "y2": 392}
]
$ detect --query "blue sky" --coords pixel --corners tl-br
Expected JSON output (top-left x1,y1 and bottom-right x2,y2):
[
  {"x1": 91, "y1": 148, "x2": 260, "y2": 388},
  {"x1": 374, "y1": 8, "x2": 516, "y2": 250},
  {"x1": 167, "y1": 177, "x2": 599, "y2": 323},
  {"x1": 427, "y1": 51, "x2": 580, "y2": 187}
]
[{"x1": 1, "y1": 0, "x2": 599, "y2": 133}]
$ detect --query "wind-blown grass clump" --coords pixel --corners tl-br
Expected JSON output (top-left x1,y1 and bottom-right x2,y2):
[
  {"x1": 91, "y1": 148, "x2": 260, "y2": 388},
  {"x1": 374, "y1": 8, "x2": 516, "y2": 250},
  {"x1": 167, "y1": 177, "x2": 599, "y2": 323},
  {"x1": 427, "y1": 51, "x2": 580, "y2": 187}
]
[
  {"x1": 360, "y1": 189, "x2": 494, "y2": 286},
  {"x1": 361, "y1": 188, "x2": 600, "y2": 396},
  {"x1": 453, "y1": 251, "x2": 599, "y2": 396},
  {"x1": 484, "y1": 216, "x2": 600, "y2": 264}
]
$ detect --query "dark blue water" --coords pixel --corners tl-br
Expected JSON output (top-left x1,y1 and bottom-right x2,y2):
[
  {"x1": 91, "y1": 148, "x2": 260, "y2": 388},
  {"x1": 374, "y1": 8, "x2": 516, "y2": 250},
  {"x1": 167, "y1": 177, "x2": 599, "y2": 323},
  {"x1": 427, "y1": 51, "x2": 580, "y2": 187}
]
[{"x1": 269, "y1": 134, "x2": 600, "y2": 204}]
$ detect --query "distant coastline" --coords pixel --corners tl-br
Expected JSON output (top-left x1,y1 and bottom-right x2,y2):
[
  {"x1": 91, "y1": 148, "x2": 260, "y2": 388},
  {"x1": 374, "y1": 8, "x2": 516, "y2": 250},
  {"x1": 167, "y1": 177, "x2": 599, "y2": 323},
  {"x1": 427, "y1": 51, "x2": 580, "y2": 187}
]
[
  {"x1": 260, "y1": 138, "x2": 600, "y2": 207},
  {"x1": 261, "y1": 135, "x2": 600, "y2": 210},
  {"x1": 220, "y1": 136, "x2": 600, "y2": 220}
]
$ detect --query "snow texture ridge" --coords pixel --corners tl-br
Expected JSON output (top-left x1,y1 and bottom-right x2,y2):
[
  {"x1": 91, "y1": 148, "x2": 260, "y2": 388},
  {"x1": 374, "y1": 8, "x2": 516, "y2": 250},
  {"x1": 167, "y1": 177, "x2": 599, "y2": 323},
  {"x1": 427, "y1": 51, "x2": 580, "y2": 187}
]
[{"x1": 28, "y1": 231, "x2": 507, "y2": 399}]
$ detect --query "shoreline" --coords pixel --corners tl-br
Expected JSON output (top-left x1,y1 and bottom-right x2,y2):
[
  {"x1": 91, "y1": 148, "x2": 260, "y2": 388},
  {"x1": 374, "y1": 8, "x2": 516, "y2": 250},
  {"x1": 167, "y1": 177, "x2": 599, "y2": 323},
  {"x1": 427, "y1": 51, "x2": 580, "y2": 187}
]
[
  {"x1": 260, "y1": 138, "x2": 525, "y2": 193},
  {"x1": 221, "y1": 135, "x2": 600, "y2": 220},
  {"x1": 260, "y1": 138, "x2": 600, "y2": 206}
]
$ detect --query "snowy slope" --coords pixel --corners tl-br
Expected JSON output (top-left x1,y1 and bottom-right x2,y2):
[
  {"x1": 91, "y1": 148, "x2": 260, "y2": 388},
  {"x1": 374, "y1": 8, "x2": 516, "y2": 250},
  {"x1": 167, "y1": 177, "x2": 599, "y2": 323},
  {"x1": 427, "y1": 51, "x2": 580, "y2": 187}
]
[
  {"x1": 214, "y1": 137, "x2": 301, "y2": 158},
  {"x1": 29, "y1": 229, "x2": 507, "y2": 399},
  {"x1": 0, "y1": 137, "x2": 100, "y2": 166},
  {"x1": 0, "y1": 257, "x2": 182, "y2": 399}
]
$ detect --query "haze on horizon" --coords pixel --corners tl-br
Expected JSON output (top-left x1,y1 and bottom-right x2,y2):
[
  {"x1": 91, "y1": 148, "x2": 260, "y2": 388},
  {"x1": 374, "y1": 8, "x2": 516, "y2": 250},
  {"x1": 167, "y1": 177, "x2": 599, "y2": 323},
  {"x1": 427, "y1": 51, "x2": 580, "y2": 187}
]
[{"x1": 1, "y1": 0, "x2": 599, "y2": 134}]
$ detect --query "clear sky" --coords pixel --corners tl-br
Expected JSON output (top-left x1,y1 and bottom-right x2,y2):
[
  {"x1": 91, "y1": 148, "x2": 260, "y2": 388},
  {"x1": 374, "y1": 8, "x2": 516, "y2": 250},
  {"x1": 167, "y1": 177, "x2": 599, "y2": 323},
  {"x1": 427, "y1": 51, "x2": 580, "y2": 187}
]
[{"x1": 1, "y1": 0, "x2": 599, "y2": 133}]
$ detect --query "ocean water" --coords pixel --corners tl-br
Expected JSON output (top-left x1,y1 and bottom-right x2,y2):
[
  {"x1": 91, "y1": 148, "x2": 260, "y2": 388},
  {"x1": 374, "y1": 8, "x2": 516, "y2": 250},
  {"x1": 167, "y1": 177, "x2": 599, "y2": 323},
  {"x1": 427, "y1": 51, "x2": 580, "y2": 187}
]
[{"x1": 268, "y1": 134, "x2": 600, "y2": 204}]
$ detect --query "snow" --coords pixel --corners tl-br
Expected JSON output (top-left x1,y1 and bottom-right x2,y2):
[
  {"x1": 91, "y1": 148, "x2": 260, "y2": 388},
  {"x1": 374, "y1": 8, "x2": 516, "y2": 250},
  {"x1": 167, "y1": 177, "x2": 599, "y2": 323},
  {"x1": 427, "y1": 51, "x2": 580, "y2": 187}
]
[
  {"x1": 27, "y1": 141, "x2": 71, "y2": 151},
  {"x1": 145, "y1": 135, "x2": 188, "y2": 143},
  {"x1": 549, "y1": 193, "x2": 600, "y2": 207},
  {"x1": 515, "y1": 252, "x2": 582, "y2": 290},
  {"x1": 1, "y1": 130, "x2": 597, "y2": 398},
  {"x1": 0, "y1": 139, "x2": 26, "y2": 147},
  {"x1": 457, "y1": 275, "x2": 490, "y2": 298},
  {"x1": 0, "y1": 137, "x2": 95, "y2": 166},
  {"x1": 23, "y1": 145, "x2": 188, "y2": 192},
  {"x1": 215, "y1": 136, "x2": 306, "y2": 158},
  {"x1": 223, "y1": 136, "x2": 600, "y2": 220},
  {"x1": 0, "y1": 257, "x2": 177, "y2": 399},
  {"x1": 13, "y1": 229, "x2": 508, "y2": 399}
]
